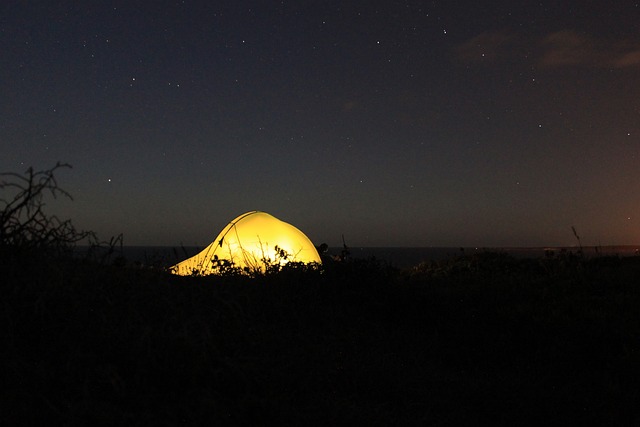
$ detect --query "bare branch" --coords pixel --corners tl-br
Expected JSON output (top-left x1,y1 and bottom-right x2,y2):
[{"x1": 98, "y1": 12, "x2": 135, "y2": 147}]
[{"x1": 0, "y1": 162, "x2": 92, "y2": 255}]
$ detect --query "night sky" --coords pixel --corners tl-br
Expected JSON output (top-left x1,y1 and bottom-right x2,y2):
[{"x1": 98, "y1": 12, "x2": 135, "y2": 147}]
[{"x1": 2, "y1": 1, "x2": 639, "y2": 248}]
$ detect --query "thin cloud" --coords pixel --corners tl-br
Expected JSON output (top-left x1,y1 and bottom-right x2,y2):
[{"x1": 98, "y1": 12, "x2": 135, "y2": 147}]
[
  {"x1": 539, "y1": 30, "x2": 601, "y2": 67},
  {"x1": 540, "y1": 30, "x2": 640, "y2": 69},
  {"x1": 613, "y1": 50, "x2": 640, "y2": 67},
  {"x1": 457, "y1": 30, "x2": 640, "y2": 70}
]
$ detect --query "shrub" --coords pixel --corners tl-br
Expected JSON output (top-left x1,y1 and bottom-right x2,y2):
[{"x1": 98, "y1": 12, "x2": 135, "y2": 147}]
[{"x1": 0, "y1": 162, "x2": 93, "y2": 257}]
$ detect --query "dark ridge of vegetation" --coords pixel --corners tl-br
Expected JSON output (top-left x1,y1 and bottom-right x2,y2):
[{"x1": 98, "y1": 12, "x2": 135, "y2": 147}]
[
  {"x1": 3, "y1": 251, "x2": 640, "y2": 426},
  {"x1": 3, "y1": 164, "x2": 640, "y2": 425}
]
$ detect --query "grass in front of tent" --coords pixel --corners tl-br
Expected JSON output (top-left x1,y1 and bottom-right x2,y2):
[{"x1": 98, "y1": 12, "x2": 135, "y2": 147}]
[{"x1": 2, "y1": 249, "x2": 640, "y2": 425}]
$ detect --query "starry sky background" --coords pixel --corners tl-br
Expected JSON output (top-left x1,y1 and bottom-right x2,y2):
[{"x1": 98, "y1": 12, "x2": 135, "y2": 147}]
[{"x1": 1, "y1": 1, "x2": 639, "y2": 247}]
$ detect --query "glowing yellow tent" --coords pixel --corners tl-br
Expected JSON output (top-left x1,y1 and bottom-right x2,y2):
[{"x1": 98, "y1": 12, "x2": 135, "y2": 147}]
[{"x1": 172, "y1": 211, "x2": 322, "y2": 275}]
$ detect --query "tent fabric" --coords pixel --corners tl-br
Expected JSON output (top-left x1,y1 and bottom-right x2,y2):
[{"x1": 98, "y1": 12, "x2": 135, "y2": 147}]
[{"x1": 172, "y1": 211, "x2": 322, "y2": 275}]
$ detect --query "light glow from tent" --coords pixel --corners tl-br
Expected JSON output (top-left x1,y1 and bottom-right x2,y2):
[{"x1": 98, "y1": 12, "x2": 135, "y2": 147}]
[{"x1": 172, "y1": 211, "x2": 322, "y2": 275}]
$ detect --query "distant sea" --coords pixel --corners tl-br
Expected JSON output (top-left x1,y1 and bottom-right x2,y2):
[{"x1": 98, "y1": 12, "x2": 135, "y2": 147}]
[{"x1": 101, "y1": 245, "x2": 640, "y2": 270}]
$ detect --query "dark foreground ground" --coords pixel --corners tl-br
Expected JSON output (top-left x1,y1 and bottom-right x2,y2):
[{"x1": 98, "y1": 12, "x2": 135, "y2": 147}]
[{"x1": 2, "y1": 251, "x2": 640, "y2": 426}]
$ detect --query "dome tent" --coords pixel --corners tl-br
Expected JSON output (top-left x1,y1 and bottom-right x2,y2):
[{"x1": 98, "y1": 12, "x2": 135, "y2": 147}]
[{"x1": 172, "y1": 211, "x2": 322, "y2": 275}]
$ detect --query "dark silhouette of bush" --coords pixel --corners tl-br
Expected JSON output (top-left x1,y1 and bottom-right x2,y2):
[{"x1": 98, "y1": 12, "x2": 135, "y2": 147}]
[{"x1": 0, "y1": 162, "x2": 93, "y2": 257}]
